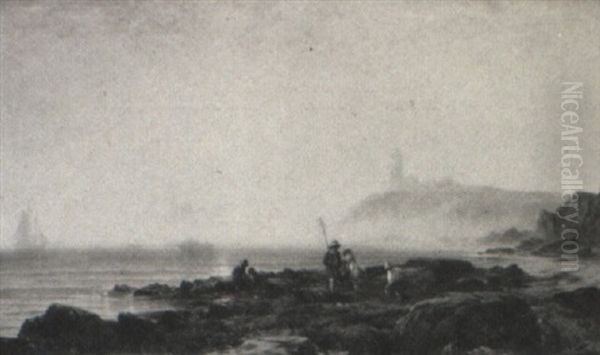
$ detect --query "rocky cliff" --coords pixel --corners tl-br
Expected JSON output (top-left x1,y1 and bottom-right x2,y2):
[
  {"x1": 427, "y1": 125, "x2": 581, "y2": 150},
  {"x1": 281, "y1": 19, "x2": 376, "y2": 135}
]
[
  {"x1": 536, "y1": 192, "x2": 600, "y2": 247},
  {"x1": 483, "y1": 192, "x2": 600, "y2": 257}
]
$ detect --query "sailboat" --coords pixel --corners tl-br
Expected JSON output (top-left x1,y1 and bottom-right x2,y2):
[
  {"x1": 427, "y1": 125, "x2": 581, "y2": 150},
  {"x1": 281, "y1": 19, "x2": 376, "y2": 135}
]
[{"x1": 13, "y1": 209, "x2": 48, "y2": 251}]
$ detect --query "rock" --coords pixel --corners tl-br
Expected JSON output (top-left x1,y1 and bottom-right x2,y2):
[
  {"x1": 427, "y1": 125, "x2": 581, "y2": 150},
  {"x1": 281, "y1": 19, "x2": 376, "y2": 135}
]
[
  {"x1": 212, "y1": 335, "x2": 319, "y2": 355},
  {"x1": 259, "y1": 279, "x2": 287, "y2": 298},
  {"x1": 386, "y1": 267, "x2": 436, "y2": 300},
  {"x1": 487, "y1": 192, "x2": 599, "y2": 258},
  {"x1": 467, "y1": 346, "x2": 517, "y2": 355},
  {"x1": 516, "y1": 237, "x2": 545, "y2": 252},
  {"x1": 18, "y1": 304, "x2": 117, "y2": 352},
  {"x1": 535, "y1": 291, "x2": 600, "y2": 354},
  {"x1": 180, "y1": 280, "x2": 194, "y2": 296},
  {"x1": 306, "y1": 324, "x2": 389, "y2": 355},
  {"x1": 536, "y1": 192, "x2": 600, "y2": 249},
  {"x1": 387, "y1": 261, "x2": 530, "y2": 298},
  {"x1": 532, "y1": 239, "x2": 594, "y2": 258},
  {"x1": 454, "y1": 277, "x2": 487, "y2": 292},
  {"x1": 483, "y1": 247, "x2": 516, "y2": 255},
  {"x1": 180, "y1": 277, "x2": 226, "y2": 298},
  {"x1": 0, "y1": 337, "x2": 39, "y2": 355},
  {"x1": 116, "y1": 309, "x2": 239, "y2": 353},
  {"x1": 487, "y1": 264, "x2": 528, "y2": 288},
  {"x1": 116, "y1": 312, "x2": 163, "y2": 351},
  {"x1": 484, "y1": 227, "x2": 531, "y2": 245},
  {"x1": 154, "y1": 310, "x2": 192, "y2": 331},
  {"x1": 208, "y1": 303, "x2": 238, "y2": 319},
  {"x1": 15, "y1": 303, "x2": 238, "y2": 354},
  {"x1": 335, "y1": 325, "x2": 390, "y2": 355},
  {"x1": 213, "y1": 280, "x2": 236, "y2": 293},
  {"x1": 385, "y1": 259, "x2": 477, "y2": 299},
  {"x1": 109, "y1": 283, "x2": 135, "y2": 296},
  {"x1": 403, "y1": 258, "x2": 475, "y2": 285},
  {"x1": 133, "y1": 283, "x2": 175, "y2": 298},
  {"x1": 392, "y1": 293, "x2": 542, "y2": 354},
  {"x1": 553, "y1": 287, "x2": 600, "y2": 317},
  {"x1": 276, "y1": 269, "x2": 325, "y2": 291},
  {"x1": 116, "y1": 310, "x2": 193, "y2": 350},
  {"x1": 292, "y1": 288, "x2": 355, "y2": 304},
  {"x1": 364, "y1": 265, "x2": 386, "y2": 278}
]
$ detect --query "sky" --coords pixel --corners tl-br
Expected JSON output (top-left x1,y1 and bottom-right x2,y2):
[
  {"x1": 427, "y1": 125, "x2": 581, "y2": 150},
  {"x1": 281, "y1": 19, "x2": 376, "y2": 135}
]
[{"x1": 1, "y1": 1, "x2": 599, "y2": 249}]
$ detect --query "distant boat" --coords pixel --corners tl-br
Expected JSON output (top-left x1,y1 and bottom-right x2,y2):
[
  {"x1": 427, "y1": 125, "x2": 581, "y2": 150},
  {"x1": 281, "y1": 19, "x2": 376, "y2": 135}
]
[
  {"x1": 176, "y1": 239, "x2": 215, "y2": 261},
  {"x1": 13, "y1": 209, "x2": 48, "y2": 251}
]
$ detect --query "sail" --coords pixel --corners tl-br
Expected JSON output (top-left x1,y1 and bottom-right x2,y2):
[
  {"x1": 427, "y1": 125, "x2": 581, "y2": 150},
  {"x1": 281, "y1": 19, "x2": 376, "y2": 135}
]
[
  {"x1": 13, "y1": 210, "x2": 32, "y2": 241},
  {"x1": 14, "y1": 210, "x2": 47, "y2": 250}
]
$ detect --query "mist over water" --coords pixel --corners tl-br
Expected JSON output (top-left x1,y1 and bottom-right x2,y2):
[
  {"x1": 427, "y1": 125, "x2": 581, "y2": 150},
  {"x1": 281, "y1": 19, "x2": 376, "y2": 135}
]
[{"x1": 337, "y1": 169, "x2": 561, "y2": 251}]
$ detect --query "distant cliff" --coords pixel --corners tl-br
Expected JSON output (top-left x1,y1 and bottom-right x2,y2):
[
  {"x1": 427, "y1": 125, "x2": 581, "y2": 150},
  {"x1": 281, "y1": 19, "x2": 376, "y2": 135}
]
[
  {"x1": 341, "y1": 179, "x2": 560, "y2": 249},
  {"x1": 481, "y1": 191, "x2": 599, "y2": 257},
  {"x1": 536, "y1": 191, "x2": 600, "y2": 247}
]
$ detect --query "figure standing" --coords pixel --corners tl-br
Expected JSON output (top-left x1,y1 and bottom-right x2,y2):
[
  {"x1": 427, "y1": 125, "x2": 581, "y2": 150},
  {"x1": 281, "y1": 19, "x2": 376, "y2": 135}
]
[
  {"x1": 232, "y1": 259, "x2": 250, "y2": 290},
  {"x1": 323, "y1": 240, "x2": 342, "y2": 292}
]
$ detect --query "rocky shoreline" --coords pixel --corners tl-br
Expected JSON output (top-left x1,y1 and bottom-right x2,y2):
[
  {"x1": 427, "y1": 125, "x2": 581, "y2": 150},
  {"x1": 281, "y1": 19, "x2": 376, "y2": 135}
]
[{"x1": 2, "y1": 258, "x2": 599, "y2": 355}]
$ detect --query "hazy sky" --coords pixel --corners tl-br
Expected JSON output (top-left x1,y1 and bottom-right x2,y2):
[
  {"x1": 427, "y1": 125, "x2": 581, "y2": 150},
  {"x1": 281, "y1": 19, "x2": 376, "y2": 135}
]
[{"x1": 1, "y1": 1, "x2": 599, "y2": 248}]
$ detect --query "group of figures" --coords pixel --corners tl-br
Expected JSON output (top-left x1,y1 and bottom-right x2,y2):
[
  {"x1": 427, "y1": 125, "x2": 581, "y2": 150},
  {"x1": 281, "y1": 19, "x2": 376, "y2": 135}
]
[
  {"x1": 322, "y1": 239, "x2": 362, "y2": 292},
  {"x1": 230, "y1": 241, "x2": 363, "y2": 293},
  {"x1": 231, "y1": 259, "x2": 259, "y2": 290}
]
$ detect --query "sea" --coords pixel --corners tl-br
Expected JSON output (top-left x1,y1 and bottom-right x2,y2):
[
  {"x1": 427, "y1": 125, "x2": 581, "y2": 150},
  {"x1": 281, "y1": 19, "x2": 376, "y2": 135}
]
[{"x1": 1, "y1": 247, "x2": 598, "y2": 338}]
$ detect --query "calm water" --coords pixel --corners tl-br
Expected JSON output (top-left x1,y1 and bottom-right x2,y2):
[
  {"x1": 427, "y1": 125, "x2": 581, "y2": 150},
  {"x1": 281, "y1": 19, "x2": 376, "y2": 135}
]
[
  {"x1": 1, "y1": 247, "x2": 598, "y2": 337},
  {"x1": 0, "y1": 247, "x2": 323, "y2": 337}
]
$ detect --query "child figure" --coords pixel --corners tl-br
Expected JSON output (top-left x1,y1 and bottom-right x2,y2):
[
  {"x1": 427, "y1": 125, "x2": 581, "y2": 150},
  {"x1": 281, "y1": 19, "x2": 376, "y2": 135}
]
[{"x1": 342, "y1": 248, "x2": 362, "y2": 291}]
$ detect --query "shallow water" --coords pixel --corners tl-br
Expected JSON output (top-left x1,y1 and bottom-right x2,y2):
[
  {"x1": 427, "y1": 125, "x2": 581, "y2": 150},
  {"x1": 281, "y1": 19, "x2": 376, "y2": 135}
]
[{"x1": 1, "y1": 247, "x2": 598, "y2": 337}]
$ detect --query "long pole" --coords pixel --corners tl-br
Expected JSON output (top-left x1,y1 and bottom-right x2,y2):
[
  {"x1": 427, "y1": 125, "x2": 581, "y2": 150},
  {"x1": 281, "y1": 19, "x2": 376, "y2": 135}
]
[{"x1": 317, "y1": 217, "x2": 328, "y2": 248}]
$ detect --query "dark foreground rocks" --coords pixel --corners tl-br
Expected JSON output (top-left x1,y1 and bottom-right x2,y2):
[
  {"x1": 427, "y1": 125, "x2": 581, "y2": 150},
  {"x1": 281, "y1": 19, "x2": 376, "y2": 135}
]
[
  {"x1": 14, "y1": 304, "x2": 242, "y2": 354},
  {"x1": 553, "y1": 287, "x2": 600, "y2": 317},
  {"x1": 133, "y1": 283, "x2": 177, "y2": 298},
  {"x1": 4, "y1": 258, "x2": 599, "y2": 355},
  {"x1": 393, "y1": 293, "x2": 541, "y2": 354},
  {"x1": 18, "y1": 304, "x2": 118, "y2": 352},
  {"x1": 211, "y1": 335, "x2": 319, "y2": 355}
]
